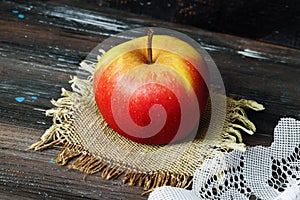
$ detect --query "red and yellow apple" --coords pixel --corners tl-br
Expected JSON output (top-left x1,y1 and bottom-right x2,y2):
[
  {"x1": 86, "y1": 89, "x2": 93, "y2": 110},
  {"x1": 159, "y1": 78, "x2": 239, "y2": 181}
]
[{"x1": 94, "y1": 30, "x2": 209, "y2": 144}]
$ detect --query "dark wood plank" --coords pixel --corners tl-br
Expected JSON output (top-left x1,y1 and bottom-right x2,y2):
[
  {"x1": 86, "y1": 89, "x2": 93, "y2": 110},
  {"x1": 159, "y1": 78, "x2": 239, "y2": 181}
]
[
  {"x1": 1, "y1": 0, "x2": 300, "y2": 199},
  {"x1": 0, "y1": 123, "x2": 146, "y2": 200}
]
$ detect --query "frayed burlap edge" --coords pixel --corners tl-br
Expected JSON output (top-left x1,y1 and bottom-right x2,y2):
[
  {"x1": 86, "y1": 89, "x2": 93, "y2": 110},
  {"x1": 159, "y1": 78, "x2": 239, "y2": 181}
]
[{"x1": 29, "y1": 60, "x2": 264, "y2": 194}]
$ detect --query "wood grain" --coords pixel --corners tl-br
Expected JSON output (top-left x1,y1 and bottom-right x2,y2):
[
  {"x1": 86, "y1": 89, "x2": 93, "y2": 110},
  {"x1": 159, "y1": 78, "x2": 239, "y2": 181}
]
[
  {"x1": 0, "y1": 124, "x2": 146, "y2": 199},
  {"x1": 1, "y1": 0, "x2": 299, "y2": 199}
]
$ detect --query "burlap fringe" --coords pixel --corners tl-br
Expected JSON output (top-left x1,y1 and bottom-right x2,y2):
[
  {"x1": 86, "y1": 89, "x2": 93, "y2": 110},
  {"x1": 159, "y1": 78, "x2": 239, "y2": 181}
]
[
  {"x1": 222, "y1": 98, "x2": 265, "y2": 151},
  {"x1": 58, "y1": 145, "x2": 193, "y2": 195},
  {"x1": 29, "y1": 59, "x2": 264, "y2": 193}
]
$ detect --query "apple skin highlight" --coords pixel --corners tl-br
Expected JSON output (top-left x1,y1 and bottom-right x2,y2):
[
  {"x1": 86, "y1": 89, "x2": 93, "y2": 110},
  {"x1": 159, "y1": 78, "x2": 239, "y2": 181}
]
[{"x1": 94, "y1": 35, "x2": 209, "y2": 144}]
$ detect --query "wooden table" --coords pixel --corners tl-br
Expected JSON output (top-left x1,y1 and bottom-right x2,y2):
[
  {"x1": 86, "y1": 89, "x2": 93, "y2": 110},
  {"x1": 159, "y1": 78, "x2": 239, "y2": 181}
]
[{"x1": 1, "y1": 1, "x2": 299, "y2": 199}]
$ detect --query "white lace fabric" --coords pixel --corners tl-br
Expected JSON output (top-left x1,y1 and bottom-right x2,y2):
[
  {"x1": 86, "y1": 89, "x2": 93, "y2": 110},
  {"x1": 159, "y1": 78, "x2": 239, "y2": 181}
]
[{"x1": 149, "y1": 118, "x2": 300, "y2": 200}]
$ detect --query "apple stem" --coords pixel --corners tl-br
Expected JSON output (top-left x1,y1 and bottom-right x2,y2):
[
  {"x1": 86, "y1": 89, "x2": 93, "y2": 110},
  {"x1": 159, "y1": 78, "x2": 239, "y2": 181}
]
[{"x1": 147, "y1": 28, "x2": 154, "y2": 64}]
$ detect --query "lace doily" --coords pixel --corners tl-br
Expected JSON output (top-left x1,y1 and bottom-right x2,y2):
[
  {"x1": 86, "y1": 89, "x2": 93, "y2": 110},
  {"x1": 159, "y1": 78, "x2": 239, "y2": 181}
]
[{"x1": 149, "y1": 118, "x2": 300, "y2": 200}]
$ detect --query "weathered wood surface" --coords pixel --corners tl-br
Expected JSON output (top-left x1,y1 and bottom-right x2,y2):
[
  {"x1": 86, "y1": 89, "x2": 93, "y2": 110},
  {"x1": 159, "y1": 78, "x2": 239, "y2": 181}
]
[{"x1": 0, "y1": 0, "x2": 299, "y2": 199}]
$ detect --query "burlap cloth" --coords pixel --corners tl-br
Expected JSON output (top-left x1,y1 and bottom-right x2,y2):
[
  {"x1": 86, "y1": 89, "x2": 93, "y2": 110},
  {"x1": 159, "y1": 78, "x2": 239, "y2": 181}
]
[{"x1": 30, "y1": 58, "x2": 264, "y2": 193}]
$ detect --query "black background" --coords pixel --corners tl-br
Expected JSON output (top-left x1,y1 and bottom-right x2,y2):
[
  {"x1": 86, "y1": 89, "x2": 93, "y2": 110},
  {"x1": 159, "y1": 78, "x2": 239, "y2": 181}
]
[{"x1": 98, "y1": 0, "x2": 300, "y2": 49}]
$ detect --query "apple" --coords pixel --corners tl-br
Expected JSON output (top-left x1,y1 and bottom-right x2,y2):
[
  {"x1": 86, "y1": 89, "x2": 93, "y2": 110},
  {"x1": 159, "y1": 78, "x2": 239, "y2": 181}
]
[{"x1": 94, "y1": 29, "x2": 209, "y2": 144}]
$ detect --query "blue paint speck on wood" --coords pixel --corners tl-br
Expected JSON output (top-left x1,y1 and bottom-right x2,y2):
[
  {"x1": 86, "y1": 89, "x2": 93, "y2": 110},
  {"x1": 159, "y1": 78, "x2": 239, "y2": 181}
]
[
  {"x1": 12, "y1": 9, "x2": 19, "y2": 14},
  {"x1": 49, "y1": 159, "x2": 55, "y2": 164},
  {"x1": 18, "y1": 14, "x2": 25, "y2": 19},
  {"x1": 15, "y1": 97, "x2": 25, "y2": 103},
  {"x1": 31, "y1": 96, "x2": 38, "y2": 100}
]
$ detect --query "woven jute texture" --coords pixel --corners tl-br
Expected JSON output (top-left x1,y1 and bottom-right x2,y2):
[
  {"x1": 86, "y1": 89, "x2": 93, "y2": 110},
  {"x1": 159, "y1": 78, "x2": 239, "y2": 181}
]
[{"x1": 30, "y1": 59, "x2": 264, "y2": 193}]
